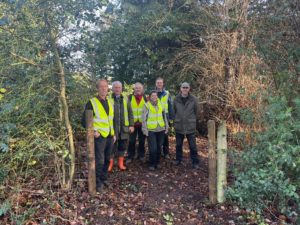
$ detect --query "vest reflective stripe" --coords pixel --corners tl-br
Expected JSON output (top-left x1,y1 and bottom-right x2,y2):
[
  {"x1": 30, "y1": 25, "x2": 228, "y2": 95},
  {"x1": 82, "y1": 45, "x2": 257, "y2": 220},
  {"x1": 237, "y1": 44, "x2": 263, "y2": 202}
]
[
  {"x1": 146, "y1": 101, "x2": 165, "y2": 130},
  {"x1": 159, "y1": 90, "x2": 169, "y2": 113},
  {"x1": 131, "y1": 96, "x2": 145, "y2": 123},
  {"x1": 108, "y1": 96, "x2": 129, "y2": 126},
  {"x1": 90, "y1": 97, "x2": 115, "y2": 137}
]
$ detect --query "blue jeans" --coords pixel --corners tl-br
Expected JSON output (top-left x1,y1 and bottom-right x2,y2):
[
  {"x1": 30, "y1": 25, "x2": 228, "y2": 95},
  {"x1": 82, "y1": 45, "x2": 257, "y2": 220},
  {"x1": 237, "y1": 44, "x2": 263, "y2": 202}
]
[{"x1": 148, "y1": 131, "x2": 165, "y2": 167}]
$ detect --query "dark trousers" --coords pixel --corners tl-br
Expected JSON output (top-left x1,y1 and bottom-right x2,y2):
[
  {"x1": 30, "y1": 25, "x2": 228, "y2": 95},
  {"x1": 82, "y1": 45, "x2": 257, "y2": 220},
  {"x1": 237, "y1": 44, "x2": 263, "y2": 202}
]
[
  {"x1": 148, "y1": 131, "x2": 165, "y2": 167},
  {"x1": 94, "y1": 136, "x2": 113, "y2": 187},
  {"x1": 111, "y1": 139, "x2": 127, "y2": 158},
  {"x1": 163, "y1": 133, "x2": 169, "y2": 156},
  {"x1": 128, "y1": 126, "x2": 145, "y2": 159},
  {"x1": 175, "y1": 132, "x2": 199, "y2": 164}
]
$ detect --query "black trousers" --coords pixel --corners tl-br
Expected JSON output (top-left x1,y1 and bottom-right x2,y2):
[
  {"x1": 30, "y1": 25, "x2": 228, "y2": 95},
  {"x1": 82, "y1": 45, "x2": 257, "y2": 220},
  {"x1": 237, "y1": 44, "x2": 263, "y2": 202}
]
[
  {"x1": 175, "y1": 132, "x2": 199, "y2": 164},
  {"x1": 162, "y1": 133, "x2": 169, "y2": 156},
  {"x1": 148, "y1": 131, "x2": 165, "y2": 167},
  {"x1": 94, "y1": 136, "x2": 113, "y2": 187},
  {"x1": 128, "y1": 126, "x2": 145, "y2": 159},
  {"x1": 111, "y1": 139, "x2": 127, "y2": 158}
]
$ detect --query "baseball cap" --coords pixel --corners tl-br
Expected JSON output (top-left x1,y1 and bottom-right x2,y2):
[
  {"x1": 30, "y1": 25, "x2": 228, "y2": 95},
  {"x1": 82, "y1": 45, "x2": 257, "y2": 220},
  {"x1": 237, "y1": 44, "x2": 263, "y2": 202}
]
[{"x1": 181, "y1": 82, "x2": 190, "y2": 88}]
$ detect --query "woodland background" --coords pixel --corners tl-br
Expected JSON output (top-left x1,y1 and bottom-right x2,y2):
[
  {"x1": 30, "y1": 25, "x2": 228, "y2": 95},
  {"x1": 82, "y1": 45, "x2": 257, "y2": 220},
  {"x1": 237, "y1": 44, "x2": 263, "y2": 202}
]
[{"x1": 0, "y1": 0, "x2": 299, "y2": 224}]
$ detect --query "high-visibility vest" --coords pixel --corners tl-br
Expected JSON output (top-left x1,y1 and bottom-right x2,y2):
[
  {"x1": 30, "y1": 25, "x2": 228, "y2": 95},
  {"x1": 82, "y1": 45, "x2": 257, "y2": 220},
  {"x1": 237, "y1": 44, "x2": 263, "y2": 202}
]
[
  {"x1": 158, "y1": 90, "x2": 169, "y2": 113},
  {"x1": 108, "y1": 95, "x2": 129, "y2": 126},
  {"x1": 146, "y1": 101, "x2": 165, "y2": 130},
  {"x1": 90, "y1": 97, "x2": 114, "y2": 137},
  {"x1": 131, "y1": 95, "x2": 145, "y2": 123}
]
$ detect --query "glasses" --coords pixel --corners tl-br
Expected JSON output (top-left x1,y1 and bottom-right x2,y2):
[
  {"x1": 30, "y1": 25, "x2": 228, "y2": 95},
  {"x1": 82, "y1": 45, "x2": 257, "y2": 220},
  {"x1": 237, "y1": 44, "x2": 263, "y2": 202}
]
[{"x1": 181, "y1": 87, "x2": 189, "y2": 89}]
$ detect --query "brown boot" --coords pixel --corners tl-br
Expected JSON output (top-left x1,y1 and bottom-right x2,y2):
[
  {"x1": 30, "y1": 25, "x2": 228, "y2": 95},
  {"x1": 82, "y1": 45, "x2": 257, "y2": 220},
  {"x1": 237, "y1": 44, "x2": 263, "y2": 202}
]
[
  {"x1": 108, "y1": 159, "x2": 114, "y2": 172},
  {"x1": 118, "y1": 157, "x2": 126, "y2": 170}
]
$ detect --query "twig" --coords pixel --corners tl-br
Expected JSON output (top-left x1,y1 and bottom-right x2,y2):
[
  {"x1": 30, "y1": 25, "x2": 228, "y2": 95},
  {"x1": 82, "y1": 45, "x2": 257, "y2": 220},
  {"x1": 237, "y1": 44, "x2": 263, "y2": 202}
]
[{"x1": 10, "y1": 52, "x2": 42, "y2": 67}]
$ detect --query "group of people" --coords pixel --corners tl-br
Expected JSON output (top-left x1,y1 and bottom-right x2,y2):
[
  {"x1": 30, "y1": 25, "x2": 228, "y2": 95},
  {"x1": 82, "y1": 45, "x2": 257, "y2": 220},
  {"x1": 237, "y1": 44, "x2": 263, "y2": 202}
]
[{"x1": 83, "y1": 77, "x2": 201, "y2": 192}]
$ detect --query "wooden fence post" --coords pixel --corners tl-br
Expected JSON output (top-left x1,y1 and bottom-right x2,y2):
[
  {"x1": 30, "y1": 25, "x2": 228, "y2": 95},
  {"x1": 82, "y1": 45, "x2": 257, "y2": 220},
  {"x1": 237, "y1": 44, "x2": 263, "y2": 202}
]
[
  {"x1": 86, "y1": 110, "x2": 96, "y2": 195},
  {"x1": 217, "y1": 121, "x2": 227, "y2": 203},
  {"x1": 208, "y1": 120, "x2": 217, "y2": 204}
]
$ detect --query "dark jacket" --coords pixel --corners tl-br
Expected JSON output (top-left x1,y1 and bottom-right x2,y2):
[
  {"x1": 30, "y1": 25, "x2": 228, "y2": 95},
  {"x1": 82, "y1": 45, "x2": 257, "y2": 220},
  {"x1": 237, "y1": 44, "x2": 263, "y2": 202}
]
[
  {"x1": 173, "y1": 94, "x2": 199, "y2": 135},
  {"x1": 110, "y1": 93, "x2": 134, "y2": 140},
  {"x1": 156, "y1": 88, "x2": 174, "y2": 120}
]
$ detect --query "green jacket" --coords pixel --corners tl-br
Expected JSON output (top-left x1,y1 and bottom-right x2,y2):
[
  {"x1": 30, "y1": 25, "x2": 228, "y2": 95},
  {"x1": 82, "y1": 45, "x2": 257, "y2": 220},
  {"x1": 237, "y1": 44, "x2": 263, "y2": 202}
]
[
  {"x1": 173, "y1": 94, "x2": 199, "y2": 135},
  {"x1": 110, "y1": 93, "x2": 134, "y2": 140}
]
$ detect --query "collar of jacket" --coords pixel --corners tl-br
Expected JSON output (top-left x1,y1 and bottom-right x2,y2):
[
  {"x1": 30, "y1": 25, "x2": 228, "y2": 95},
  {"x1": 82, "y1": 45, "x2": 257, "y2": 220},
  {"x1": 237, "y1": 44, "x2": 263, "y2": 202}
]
[
  {"x1": 149, "y1": 99, "x2": 158, "y2": 106},
  {"x1": 156, "y1": 88, "x2": 168, "y2": 97},
  {"x1": 112, "y1": 93, "x2": 124, "y2": 99},
  {"x1": 175, "y1": 93, "x2": 191, "y2": 102}
]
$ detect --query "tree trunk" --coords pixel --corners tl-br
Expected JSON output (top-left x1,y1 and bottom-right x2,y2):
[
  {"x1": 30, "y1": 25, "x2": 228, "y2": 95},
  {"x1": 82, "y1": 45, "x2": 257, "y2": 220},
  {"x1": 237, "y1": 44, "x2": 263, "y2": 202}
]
[
  {"x1": 46, "y1": 17, "x2": 76, "y2": 190},
  {"x1": 217, "y1": 121, "x2": 227, "y2": 203},
  {"x1": 208, "y1": 120, "x2": 217, "y2": 204}
]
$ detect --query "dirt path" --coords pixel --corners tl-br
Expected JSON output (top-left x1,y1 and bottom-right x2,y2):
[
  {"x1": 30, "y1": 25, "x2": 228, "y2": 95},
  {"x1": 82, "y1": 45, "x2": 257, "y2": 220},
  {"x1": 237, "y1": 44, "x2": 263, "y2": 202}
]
[
  {"x1": 72, "y1": 137, "x2": 243, "y2": 225},
  {"x1": 1, "y1": 137, "x2": 246, "y2": 225}
]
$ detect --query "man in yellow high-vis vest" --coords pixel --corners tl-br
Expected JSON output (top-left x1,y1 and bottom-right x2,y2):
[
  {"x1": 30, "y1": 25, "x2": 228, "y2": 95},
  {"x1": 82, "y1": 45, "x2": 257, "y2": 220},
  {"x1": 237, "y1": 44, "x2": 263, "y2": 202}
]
[
  {"x1": 82, "y1": 79, "x2": 115, "y2": 192},
  {"x1": 155, "y1": 77, "x2": 174, "y2": 159},
  {"x1": 127, "y1": 82, "x2": 148, "y2": 163},
  {"x1": 108, "y1": 81, "x2": 134, "y2": 171}
]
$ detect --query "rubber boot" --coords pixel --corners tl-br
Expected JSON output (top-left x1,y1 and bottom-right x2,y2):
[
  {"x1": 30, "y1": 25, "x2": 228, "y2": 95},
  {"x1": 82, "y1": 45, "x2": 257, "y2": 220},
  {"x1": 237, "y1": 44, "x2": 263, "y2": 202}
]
[
  {"x1": 108, "y1": 159, "x2": 114, "y2": 172},
  {"x1": 118, "y1": 157, "x2": 126, "y2": 170}
]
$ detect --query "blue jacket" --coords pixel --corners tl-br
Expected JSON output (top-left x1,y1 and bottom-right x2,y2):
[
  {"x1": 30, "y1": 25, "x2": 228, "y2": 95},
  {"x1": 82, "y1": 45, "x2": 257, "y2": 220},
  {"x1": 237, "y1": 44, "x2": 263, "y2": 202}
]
[{"x1": 156, "y1": 88, "x2": 174, "y2": 120}]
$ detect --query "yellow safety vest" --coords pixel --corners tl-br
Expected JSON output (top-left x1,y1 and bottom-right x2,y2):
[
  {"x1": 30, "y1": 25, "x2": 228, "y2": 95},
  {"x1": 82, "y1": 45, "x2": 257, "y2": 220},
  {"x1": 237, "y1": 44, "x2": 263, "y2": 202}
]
[
  {"x1": 108, "y1": 95, "x2": 129, "y2": 126},
  {"x1": 131, "y1": 95, "x2": 145, "y2": 123},
  {"x1": 146, "y1": 101, "x2": 165, "y2": 130},
  {"x1": 90, "y1": 97, "x2": 114, "y2": 137},
  {"x1": 158, "y1": 90, "x2": 169, "y2": 113}
]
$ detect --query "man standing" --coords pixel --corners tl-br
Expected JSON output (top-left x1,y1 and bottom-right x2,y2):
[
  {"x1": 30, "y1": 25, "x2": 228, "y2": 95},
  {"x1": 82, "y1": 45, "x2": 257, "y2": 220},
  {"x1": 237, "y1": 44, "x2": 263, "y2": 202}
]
[
  {"x1": 82, "y1": 79, "x2": 115, "y2": 192},
  {"x1": 155, "y1": 77, "x2": 173, "y2": 159},
  {"x1": 173, "y1": 82, "x2": 200, "y2": 169},
  {"x1": 127, "y1": 82, "x2": 147, "y2": 163},
  {"x1": 108, "y1": 81, "x2": 134, "y2": 171}
]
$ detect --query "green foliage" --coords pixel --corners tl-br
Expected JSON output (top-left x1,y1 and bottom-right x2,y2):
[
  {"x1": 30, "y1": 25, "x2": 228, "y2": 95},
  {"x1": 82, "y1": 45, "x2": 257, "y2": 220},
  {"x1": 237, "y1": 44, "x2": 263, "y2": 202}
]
[
  {"x1": 163, "y1": 212, "x2": 174, "y2": 225},
  {"x1": 0, "y1": 0, "x2": 106, "y2": 184},
  {"x1": 0, "y1": 70, "x2": 92, "y2": 181},
  {"x1": 238, "y1": 108, "x2": 255, "y2": 125},
  {"x1": 84, "y1": 0, "x2": 210, "y2": 90},
  {"x1": 251, "y1": 0, "x2": 299, "y2": 97},
  {"x1": 0, "y1": 88, "x2": 6, "y2": 101},
  {"x1": 228, "y1": 96, "x2": 300, "y2": 215},
  {"x1": 122, "y1": 82, "x2": 134, "y2": 97},
  {"x1": 0, "y1": 200, "x2": 11, "y2": 217},
  {"x1": 0, "y1": 167, "x2": 9, "y2": 184}
]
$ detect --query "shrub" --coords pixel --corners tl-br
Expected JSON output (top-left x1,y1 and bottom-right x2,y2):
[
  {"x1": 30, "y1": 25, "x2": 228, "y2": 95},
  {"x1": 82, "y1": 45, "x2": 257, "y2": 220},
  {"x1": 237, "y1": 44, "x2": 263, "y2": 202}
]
[{"x1": 228, "y1": 96, "x2": 300, "y2": 217}]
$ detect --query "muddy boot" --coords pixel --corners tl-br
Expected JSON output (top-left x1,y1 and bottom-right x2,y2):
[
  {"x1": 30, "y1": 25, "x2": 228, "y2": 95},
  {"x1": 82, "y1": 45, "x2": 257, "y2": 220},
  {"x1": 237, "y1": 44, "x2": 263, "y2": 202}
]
[
  {"x1": 108, "y1": 159, "x2": 114, "y2": 172},
  {"x1": 118, "y1": 157, "x2": 126, "y2": 171}
]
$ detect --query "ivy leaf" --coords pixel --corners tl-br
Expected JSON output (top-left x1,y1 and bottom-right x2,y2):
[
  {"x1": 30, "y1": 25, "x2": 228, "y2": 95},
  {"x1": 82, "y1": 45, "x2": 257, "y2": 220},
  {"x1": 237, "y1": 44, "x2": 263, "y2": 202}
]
[
  {"x1": 0, "y1": 16, "x2": 9, "y2": 26},
  {"x1": 0, "y1": 143, "x2": 9, "y2": 153}
]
